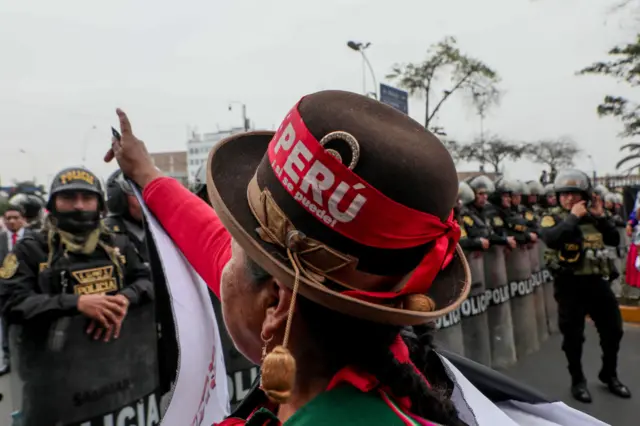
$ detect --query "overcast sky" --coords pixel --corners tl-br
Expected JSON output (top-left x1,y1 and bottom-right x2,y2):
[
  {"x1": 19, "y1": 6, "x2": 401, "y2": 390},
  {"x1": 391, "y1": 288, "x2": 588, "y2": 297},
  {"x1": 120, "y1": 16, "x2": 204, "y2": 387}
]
[{"x1": 0, "y1": 0, "x2": 636, "y2": 187}]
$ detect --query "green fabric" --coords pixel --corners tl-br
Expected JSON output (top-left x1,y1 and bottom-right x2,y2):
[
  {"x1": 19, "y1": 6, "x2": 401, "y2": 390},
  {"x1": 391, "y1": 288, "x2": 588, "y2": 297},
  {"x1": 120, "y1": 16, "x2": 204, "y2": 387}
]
[
  {"x1": 243, "y1": 385, "x2": 409, "y2": 426},
  {"x1": 285, "y1": 385, "x2": 407, "y2": 426},
  {"x1": 573, "y1": 222, "x2": 608, "y2": 276}
]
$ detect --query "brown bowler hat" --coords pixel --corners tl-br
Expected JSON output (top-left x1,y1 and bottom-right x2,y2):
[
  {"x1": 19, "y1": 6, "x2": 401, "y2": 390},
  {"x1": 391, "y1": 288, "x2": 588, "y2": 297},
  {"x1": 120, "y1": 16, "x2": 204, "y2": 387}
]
[{"x1": 207, "y1": 90, "x2": 470, "y2": 326}]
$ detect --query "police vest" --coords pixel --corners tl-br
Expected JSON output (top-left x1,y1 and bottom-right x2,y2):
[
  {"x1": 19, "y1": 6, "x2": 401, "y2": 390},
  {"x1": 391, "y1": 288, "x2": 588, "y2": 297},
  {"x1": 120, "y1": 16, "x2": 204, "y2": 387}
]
[
  {"x1": 460, "y1": 207, "x2": 491, "y2": 239},
  {"x1": 545, "y1": 210, "x2": 610, "y2": 277},
  {"x1": 41, "y1": 242, "x2": 125, "y2": 297}
]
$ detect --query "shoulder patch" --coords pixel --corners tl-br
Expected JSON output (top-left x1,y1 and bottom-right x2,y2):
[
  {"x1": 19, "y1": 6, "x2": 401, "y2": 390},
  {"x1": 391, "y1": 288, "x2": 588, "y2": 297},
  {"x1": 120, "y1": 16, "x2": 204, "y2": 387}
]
[
  {"x1": 525, "y1": 211, "x2": 534, "y2": 221},
  {"x1": 0, "y1": 254, "x2": 19, "y2": 279},
  {"x1": 541, "y1": 216, "x2": 555, "y2": 228},
  {"x1": 460, "y1": 227, "x2": 468, "y2": 238},
  {"x1": 463, "y1": 216, "x2": 474, "y2": 227},
  {"x1": 39, "y1": 262, "x2": 49, "y2": 272},
  {"x1": 493, "y1": 216, "x2": 504, "y2": 227}
]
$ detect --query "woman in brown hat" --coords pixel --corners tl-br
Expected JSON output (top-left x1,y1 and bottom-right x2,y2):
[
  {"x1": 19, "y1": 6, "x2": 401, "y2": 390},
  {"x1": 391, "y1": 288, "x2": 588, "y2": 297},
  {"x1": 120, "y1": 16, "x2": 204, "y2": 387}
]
[{"x1": 106, "y1": 90, "x2": 471, "y2": 426}]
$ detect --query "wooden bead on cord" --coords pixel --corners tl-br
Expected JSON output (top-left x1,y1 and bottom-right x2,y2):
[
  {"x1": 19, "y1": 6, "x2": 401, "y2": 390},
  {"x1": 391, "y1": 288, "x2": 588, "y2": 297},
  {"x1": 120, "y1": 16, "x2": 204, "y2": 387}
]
[{"x1": 261, "y1": 345, "x2": 297, "y2": 403}]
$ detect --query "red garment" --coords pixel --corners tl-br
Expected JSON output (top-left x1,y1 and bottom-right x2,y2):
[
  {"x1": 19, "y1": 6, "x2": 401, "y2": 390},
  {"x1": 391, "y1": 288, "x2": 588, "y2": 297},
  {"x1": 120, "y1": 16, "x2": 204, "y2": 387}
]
[
  {"x1": 626, "y1": 244, "x2": 640, "y2": 288},
  {"x1": 143, "y1": 177, "x2": 231, "y2": 298}
]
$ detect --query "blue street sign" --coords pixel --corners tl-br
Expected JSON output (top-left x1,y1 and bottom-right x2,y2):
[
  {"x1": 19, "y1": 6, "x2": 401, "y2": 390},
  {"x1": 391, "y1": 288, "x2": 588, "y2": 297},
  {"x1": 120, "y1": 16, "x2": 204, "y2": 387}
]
[{"x1": 379, "y1": 83, "x2": 409, "y2": 115}]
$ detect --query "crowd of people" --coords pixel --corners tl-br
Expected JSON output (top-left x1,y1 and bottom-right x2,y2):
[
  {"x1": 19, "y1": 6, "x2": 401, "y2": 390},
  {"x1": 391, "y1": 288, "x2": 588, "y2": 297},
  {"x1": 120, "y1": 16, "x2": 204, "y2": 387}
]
[{"x1": 0, "y1": 89, "x2": 635, "y2": 424}]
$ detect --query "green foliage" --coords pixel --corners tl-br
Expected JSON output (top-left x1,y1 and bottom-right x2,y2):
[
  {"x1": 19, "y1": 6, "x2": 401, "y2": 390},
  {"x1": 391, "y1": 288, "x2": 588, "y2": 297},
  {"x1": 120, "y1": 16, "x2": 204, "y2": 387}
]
[
  {"x1": 578, "y1": 35, "x2": 640, "y2": 138},
  {"x1": 387, "y1": 36, "x2": 501, "y2": 131},
  {"x1": 524, "y1": 137, "x2": 581, "y2": 170}
]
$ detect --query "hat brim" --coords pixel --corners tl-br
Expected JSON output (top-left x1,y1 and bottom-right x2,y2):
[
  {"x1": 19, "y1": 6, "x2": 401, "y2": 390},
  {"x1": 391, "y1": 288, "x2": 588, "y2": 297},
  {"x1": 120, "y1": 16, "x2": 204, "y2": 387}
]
[{"x1": 207, "y1": 132, "x2": 470, "y2": 326}]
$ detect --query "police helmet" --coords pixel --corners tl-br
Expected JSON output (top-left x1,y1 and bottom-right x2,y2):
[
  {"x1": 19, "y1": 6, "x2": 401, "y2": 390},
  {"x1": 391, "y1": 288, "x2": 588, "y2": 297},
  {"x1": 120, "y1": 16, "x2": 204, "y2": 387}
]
[
  {"x1": 8, "y1": 193, "x2": 45, "y2": 221},
  {"x1": 544, "y1": 183, "x2": 555, "y2": 196},
  {"x1": 593, "y1": 184, "x2": 609, "y2": 198},
  {"x1": 458, "y1": 182, "x2": 475, "y2": 205},
  {"x1": 605, "y1": 192, "x2": 617, "y2": 205},
  {"x1": 468, "y1": 175, "x2": 495, "y2": 194},
  {"x1": 527, "y1": 180, "x2": 545, "y2": 196},
  {"x1": 553, "y1": 169, "x2": 591, "y2": 197},
  {"x1": 494, "y1": 177, "x2": 519, "y2": 194},
  {"x1": 106, "y1": 169, "x2": 135, "y2": 216},
  {"x1": 190, "y1": 164, "x2": 207, "y2": 196},
  {"x1": 47, "y1": 167, "x2": 105, "y2": 212},
  {"x1": 614, "y1": 193, "x2": 624, "y2": 205},
  {"x1": 510, "y1": 180, "x2": 528, "y2": 196}
]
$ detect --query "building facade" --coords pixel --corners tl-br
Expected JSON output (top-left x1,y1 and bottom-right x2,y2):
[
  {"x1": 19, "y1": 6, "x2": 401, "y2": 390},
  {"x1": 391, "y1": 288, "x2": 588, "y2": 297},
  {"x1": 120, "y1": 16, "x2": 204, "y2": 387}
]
[
  {"x1": 186, "y1": 127, "x2": 244, "y2": 182},
  {"x1": 149, "y1": 151, "x2": 188, "y2": 186}
]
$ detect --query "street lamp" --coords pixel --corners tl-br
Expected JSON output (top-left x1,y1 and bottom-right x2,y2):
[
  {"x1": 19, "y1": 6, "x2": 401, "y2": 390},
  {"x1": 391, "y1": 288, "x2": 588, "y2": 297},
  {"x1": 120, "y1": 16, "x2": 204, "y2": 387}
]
[
  {"x1": 228, "y1": 101, "x2": 250, "y2": 131},
  {"x1": 346, "y1": 40, "x2": 378, "y2": 99}
]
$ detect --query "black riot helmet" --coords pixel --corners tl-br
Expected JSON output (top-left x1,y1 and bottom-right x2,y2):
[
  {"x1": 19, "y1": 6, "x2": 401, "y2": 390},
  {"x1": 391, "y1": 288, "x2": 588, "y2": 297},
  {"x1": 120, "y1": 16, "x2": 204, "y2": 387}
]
[
  {"x1": 553, "y1": 169, "x2": 591, "y2": 200},
  {"x1": 106, "y1": 169, "x2": 135, "y2": 216},
  {"x1": 8, "y1": 193, "x2": 45, "y2": 223},
  {"x1": 458, "y1": 181, "x2": 475, "y2": 206},
  {"x1": 489, "y1": 177, "x2": 518, "y2": 206},
  {"x1": 47, "y1": 167, "x2": 105, "y2": 212},
  {"x1": 468, "y1": 175, "x2": 495, "y2": 194},
  {"x1": 190, "y1": 164, "x2": 210, "y2": 205}
]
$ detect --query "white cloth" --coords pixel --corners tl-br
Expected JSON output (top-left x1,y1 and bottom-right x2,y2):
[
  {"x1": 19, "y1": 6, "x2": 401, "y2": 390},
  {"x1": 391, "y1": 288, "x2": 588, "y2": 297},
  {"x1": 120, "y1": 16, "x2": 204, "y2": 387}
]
[{"x1": 135, "y1": 187, "x2": 230, "y2": 426}]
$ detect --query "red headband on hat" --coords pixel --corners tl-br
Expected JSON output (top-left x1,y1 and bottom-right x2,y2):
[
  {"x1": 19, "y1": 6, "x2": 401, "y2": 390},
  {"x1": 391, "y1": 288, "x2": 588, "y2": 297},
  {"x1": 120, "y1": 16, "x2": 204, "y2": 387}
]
[{"x1": 267, "y1": 102, "x2": 460, "y2": 300}]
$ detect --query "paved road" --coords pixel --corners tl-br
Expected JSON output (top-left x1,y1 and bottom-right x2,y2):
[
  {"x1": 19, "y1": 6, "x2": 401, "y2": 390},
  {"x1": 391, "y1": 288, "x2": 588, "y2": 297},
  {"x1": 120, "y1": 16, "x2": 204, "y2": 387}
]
[
  {"x1": 0, "y1": 372, "x2": 14, "y2": 425},
  {"x1": 503, "y1": 322, "x2": 640, "y2": 426}
]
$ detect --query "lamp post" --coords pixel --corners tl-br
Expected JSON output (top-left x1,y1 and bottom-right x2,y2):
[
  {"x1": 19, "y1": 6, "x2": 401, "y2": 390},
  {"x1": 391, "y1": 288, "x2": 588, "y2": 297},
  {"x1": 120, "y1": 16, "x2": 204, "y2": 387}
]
[
  {"x1": 228, "y1": 102, "x2": 250, "y2": 131},
  {"x1": 347, "y1": 40, "x2": 378, "y2": 99}
]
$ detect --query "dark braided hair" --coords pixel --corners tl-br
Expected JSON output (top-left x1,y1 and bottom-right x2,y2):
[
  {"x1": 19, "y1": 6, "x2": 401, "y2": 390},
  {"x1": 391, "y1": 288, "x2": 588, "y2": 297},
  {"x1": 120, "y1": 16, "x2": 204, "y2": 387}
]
[{"x1": 245, "y1": 257, "x2": 467, "y2": 426}]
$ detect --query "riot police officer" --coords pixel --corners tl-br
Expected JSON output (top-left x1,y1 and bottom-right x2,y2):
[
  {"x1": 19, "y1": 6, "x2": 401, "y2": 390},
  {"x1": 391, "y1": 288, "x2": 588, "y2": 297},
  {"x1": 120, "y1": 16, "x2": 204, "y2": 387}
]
[
  {"x1": 189, "y1": 164, "x2": 259, "y2": 409},
  {"x1": 540, "y1": 169, "x2": 630, "y2": 402},
  {"x1": 541, "y1": 183, "x2": 557, "y2": 214},
  {"x1": 8, "y1": 192, "x2": 45, "y2": 231},
  {"x1": 190, "y1": 165, "x2": 210, "y2": 205},
  {"x1": 0, "y1": 167, "x2": 154, "y2": 341},
  {"x1": 486, "y1": 178, "x2": 534, "y2": 246},
  {"x1": 104, "y1": 169, "x2": 148, "y2": 261},
  {"x1": 459, "y1": 177, "x2": 513, "y2": 251}
]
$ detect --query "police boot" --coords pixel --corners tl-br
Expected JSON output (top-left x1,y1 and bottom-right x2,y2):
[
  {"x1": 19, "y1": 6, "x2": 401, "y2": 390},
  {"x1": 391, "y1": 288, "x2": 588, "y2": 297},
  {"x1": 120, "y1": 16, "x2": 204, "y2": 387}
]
[
  {"x1": 571, "y1": 380, "x2": 592, "y2": 403},
  {"x1": 598, "y1": 372, "x2": 631, "y2": 399}
]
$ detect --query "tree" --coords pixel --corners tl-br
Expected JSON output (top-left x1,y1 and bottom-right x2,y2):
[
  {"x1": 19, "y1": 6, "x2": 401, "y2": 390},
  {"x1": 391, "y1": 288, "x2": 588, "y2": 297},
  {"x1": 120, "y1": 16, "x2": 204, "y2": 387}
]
[
  {"x1": 441, "y1": 138, "x2": 465, "y2": 165},
  {"x1": 460, "y1": 135, "x2": 525, "y2": 173},
  {"x1": 524, "y1": 137, "x2": 581, "y2": 171},
  {"x1": 577, "y1": 35, "x2": 640, "y2": 138},
  {"x1": 614, "y1": 142, "x2": 640, "y2": 174},
  {"x1": 387, "y1": 36, "x2": 501, "y2": 131},
  {"x1": 470, "y1": 85, "x2": 502, "y2": 142}
]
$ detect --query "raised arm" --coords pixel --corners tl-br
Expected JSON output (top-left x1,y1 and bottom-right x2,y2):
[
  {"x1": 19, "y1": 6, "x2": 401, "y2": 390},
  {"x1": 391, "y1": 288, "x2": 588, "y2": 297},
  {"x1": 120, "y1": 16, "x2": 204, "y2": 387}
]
[{"x1": 143, "y1": 177, "x2": 231, "y2": 298}]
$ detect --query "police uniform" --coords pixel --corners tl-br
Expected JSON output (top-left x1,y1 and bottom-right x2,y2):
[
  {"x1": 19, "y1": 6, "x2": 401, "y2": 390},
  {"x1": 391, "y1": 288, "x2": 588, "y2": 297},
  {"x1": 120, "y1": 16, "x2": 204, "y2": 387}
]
[
  {"x1": 540, "y1": 169, "x2": 630, "y2": 402},
  {"x1": 104, "y1": 170, "x2": 149, "y2": 262},
  {"x1": 486, "y1": 178, "x2": 532, "y2": 245},
  {"x1": 0, "y1": 168, "x2": 154, "y2": 324}
]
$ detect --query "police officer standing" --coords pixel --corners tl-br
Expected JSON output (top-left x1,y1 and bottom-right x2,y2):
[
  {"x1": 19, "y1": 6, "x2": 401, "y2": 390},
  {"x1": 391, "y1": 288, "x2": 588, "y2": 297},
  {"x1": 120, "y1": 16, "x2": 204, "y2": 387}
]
[
  {"x1": 104, "y1": 169, "x2": 148, "y2": 260},
  {"x1": 8, "y1": 192, "x2": 46, "y2": 231},
  {"x1": 0, "y1": 167, "x2": 153, "y2": 342},
  {"x1": 459, "y1": 178, "x2": 515, "y2": 251},
  {"x1": 540, "y1": 169, "x2": 631, "y2": 402},
  {"x1": 486, "y1": 178, "x2": 535, "y2": 246}
]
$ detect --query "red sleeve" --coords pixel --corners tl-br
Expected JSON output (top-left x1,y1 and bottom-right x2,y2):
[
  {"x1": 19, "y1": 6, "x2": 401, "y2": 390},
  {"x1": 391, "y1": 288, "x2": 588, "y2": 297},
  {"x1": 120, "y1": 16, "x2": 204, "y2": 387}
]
[{"x1": 142, "y1": 177, "x2": 231, "y2": 298}]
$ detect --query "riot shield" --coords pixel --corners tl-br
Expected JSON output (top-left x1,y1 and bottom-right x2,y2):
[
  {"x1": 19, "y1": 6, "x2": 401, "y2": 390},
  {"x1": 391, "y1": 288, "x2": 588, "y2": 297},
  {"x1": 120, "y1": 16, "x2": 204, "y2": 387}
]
[
  {"x1": 528, "y1": 242, "x2": 549, "y2": 343},
  {"x1": 505, "y1": 246, "x2": 539, "y2": 358},
  {"x1": 539, "y1": 241, "x2": 559, "y2": 334},
  {"x1": 483, "y1": 245, "x2": 516, "y2": 368},
  {"x1": 434, "y1": 307, "x2": 465, "y2": 357},
  {"x1": 211, "y1": 297, "x2": 259, "y2": 409},
  {"x1": 9, "y1": 303, "x2": 161, "y2": 426},
  {"x1": 460, "y1": 250, "x2": 491, "y2": 366}
]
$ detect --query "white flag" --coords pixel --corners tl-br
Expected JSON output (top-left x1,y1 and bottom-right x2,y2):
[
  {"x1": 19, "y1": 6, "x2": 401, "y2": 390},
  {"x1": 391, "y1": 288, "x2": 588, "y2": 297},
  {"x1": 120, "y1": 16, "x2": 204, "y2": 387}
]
[{"x1": 136, "y1": 188, "x2": 230, "y2": 425}]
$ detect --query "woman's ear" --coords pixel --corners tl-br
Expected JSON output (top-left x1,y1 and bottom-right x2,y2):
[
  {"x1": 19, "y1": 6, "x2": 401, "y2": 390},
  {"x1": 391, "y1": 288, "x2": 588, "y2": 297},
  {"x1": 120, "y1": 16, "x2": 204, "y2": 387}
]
[{"x1": 261, "y1": 280, "x2": 293, "y2": 341}]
